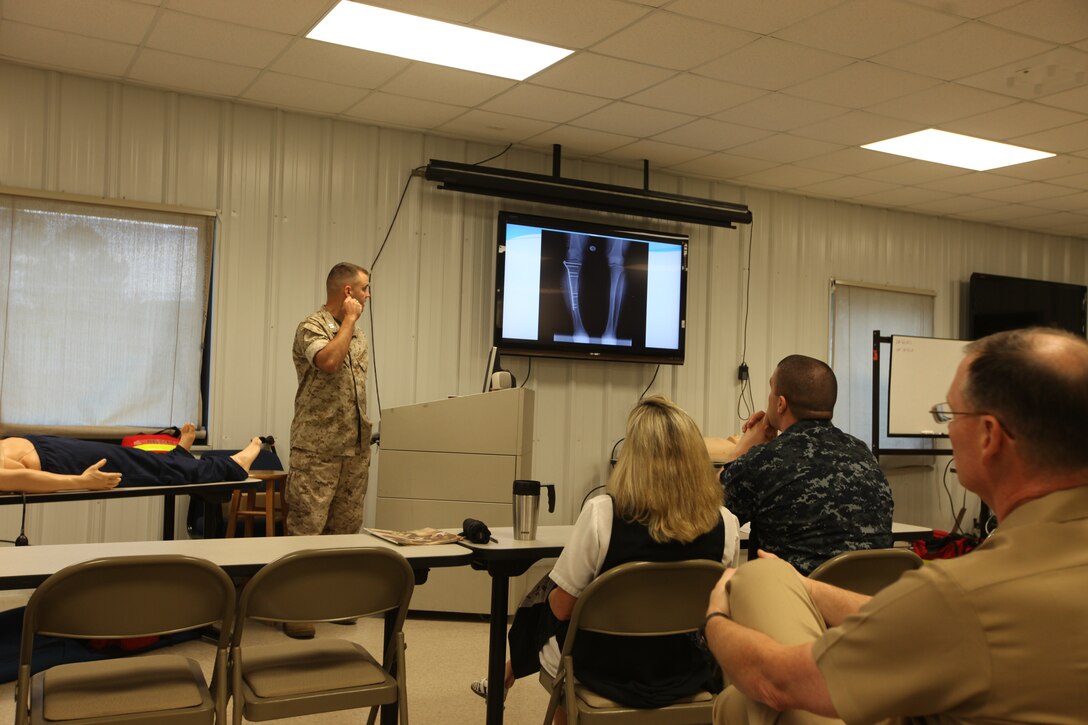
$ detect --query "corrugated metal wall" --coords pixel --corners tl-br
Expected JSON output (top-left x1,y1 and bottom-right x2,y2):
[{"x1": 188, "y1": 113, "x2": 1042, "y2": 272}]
[{"x1": 2, "y1": 60, "x2": 1085, "y2": 544}]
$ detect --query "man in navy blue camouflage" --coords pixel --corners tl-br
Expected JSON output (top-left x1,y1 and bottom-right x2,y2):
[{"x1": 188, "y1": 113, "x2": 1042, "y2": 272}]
[{"x1": 720, "y1": 355, "x2": 892, "y2": 574}]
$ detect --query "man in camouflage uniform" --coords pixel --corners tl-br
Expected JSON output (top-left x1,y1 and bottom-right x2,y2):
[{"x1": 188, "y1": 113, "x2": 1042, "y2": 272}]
[
  {"x1": 288, "y1": 262, "x2": 373, "y2": 539},
  {"x1": 719, "y1": 354, "x2": 892, "y2": 575}
]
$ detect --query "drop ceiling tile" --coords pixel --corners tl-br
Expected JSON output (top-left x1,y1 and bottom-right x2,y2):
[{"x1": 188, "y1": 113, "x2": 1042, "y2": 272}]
[
  {"x1": 795, "y1": 147, "x2": 907, "y2": 175},
  {"x1": 988, "y1": 154, "x2": 1088, "y2": 181},
  {"x1": 344, "y1": 92, "x2": 466, "y2": 130},
  {"x1": 695, "y1": 37, "x2": 853, "y2": 91},
  {"x1": 796, "y1": 175, "x2": 900, "y2": 198},
  {"x1": 730, "y1": 133, "x2": 845, "y2": 164},
  {"x1": 270, "y1": 40, "x2": 409, "y2": 90},
  {"x1": 973, "y1": 181, "x2": 1083, "y2": 203},
  {"x1": 481, "y1": 85, "x2": 610, "y2": 124},
  {"x1": 904, "y1": 0, "x2": 1024, "y2": 18},
  {"x1": 917, "y1": 172, "x2": 1024, "y2": 194},
  {"x1": 434, "y1": 109, "x2": 556, "y2": 144},
  {"x1": 164, "y1": 0, "x2": 331, "y2": 35},
  {"x1": 1046, "y1": 218, "x2": 1088, "y2": 237},
  {"x1": 476, "y1": 0, "x2": 650, "y2": 47},
  {"x1": 1019, "y1": 210, "x2": 1088, "y2": 230},
  {"x1": 792, "y1": 111, "x2": 919, "y2": 146},
  {"x1": 243, "y1": 71, "x2": 368, "y2": 114},
  {"x1": 147, "y1": 11, "x2": 293, "y2": 68},
  {"x1": 652, "y1": 118, "x2": 773, "y2": 151},
  {"x1": 379, "y1": 64, "x2": 515, "y2": 106},
  {"x1": 785, "y1": 62, "x2": 940, "y2": 108},
  {"x1": 908, "y1": 195, "x2": 1004, "y2": 215},
  {"x1": 735, "y1": 164, "x2": 842, "y2": 189},
  {"x1": 983, "y1": 0, "x2": 1088, "y2": 44},
  {"x1": 859, "y1": 160, "x2": 969, "y2": 185},
  {"x1": 669, "y1": 152, "x2": 778, "y2": 180},
  {"x1": 604, "y1": 139, "x2": 709, "y2": 167},
  {"x1": 592, "y1": 11, "x2": 757, "y2": 71},
  {"x1": 867, "y1": 83, "x2": 1017, "y2": 125},
  {"x1": 0, "y1": 22, "x2": 136, "y2": 77},
  {"x1": 853, "y1": 186, "x2": 949, "y2": 206},
  {"x1": 572, "y1": 101, "x2": 695, "y2": 137},
  {"x1": 957, "y1": 47, "x2": 1088, "y2": 101},
  {"x1": 1023, "y1": 189, "x2": 1088, "y2": 211},
  {"x1": 667, "y1": 0, "x2": 845, "y2": 35},
  {"x1": 1047, "y1": 171, "x2": 1088, "y2": 190},
  {"x1": 774, "y1": 0, "x2": 963, "y2": 59},
  {"x1": 531, "y1": 53, "x2": 675, "y2": 98},
  {"x1": 872, "y1": 22, "x2": 1055, "y2": 81},
  {"x1": 942, "y1": 102, "x2": 1083, "y2": 140},
  {"x1": 3, "y1": 0, "x2": 156, "y2": 44},
  {"x1": 713, "y1": 93, "x2": 848, "y2": 132},
  {"x1": 360, "y1": 0, "x2": 499, "y2": 24},
  {"x1": 128, "y1": 48, "x2": 259, "y2": 96},
  {"x1": 1009, "y1": 121, "x2": 1088, "y2": 154},
  {"x1": 1037, "y1": 83, "x2": 1088, "y2": 114},
  {"x1": 627, "y1": 75, "x2": 768, "y2": 117},
  {"x1": 524, "y1": 125, "x2": 638, "y2": 157}
]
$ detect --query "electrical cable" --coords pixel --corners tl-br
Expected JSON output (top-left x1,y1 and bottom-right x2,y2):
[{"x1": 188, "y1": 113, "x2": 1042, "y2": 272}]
[
  {"x1": 639, "y1": 365, "x2": 660, "y2": 400},
  {"x1": 940, "y1": 457, "x2": 959, "y2": 531},
  {"x1": 520, "y1": 358, "x2": 532, "y2": 388},
  {"x1": 736, "y1": 217, "x2": 756, "y2": 421},
  {"x1": 580, "y1": 484, "x2": 606, "y2": 511},
  {"x1": 472, "y1": 143, "x2": 513, "y2": 166}
]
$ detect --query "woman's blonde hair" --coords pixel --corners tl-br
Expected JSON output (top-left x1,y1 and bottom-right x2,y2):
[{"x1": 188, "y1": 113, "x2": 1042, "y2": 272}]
[{"x1": 607, "y1": 395, "x2": 722, "y2": 543}]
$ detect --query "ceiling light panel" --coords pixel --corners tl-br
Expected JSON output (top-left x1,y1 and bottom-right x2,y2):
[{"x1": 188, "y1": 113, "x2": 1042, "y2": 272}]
[
  {"x1": 307, "y1": 1, "x2": 573, "y2": 81},
  {"x1": 862, "y1": 129, "x2": 1055, "y2": 171}
]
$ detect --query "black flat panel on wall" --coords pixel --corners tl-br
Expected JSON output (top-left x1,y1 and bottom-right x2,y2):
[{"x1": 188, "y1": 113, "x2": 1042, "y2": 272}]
[{"x1": 969, "y1": 273, "x2": 1086, "y2": 339}]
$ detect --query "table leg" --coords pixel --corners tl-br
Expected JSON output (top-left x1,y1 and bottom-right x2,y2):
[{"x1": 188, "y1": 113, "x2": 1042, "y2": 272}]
[
  {"x1": 486, "y1": 573, "x2": 510, "y2": 725},
  {"x1": 162, "y1": 495, "x2": 176, "y2": 540}
]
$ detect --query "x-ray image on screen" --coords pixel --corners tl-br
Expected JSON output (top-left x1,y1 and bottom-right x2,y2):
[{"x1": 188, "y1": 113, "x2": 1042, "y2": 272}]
[{"x1": 546, "y1": 232, "x2": 642, "y2": 347}]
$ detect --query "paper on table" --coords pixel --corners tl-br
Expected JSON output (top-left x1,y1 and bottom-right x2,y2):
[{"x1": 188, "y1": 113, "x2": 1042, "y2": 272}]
[{"x1": 365, "y1": 527, "x2": 463, "y2": 546}]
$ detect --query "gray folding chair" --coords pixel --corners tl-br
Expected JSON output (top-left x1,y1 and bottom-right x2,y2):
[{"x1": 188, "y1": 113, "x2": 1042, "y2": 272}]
[
  {"x1": 16, "y1": 554, "x2": 235, "y2": 725},
  {"x1": 808, "y1": 548, "x2": 924, "y2": 595},
  {"x1": 229, "y1": 547, "x2": 414, "y2": 725},
  {"x1": 539, "y1": 559, "x2": 724, "y2": 725}
]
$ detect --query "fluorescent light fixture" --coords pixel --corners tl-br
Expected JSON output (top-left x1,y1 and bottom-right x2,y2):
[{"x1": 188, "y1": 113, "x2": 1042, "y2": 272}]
[
  {"x1": 862, "y1": 129, "x2": 1054, "y2": 171},
  {"x1": 307, "y1": 1, "x2": 573, "y2": 81}
]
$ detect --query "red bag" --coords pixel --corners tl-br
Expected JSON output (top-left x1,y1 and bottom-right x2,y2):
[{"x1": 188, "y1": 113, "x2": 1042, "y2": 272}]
[
  {"x1": 911, "y1": 530, "x2": 978, "y2": 559},
  {"x1": 120, "y1": 434, "x2": 179, "y2": 453}
]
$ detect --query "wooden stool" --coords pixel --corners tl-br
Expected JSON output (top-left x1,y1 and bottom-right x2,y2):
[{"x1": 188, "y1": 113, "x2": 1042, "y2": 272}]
[{"x1": 226, "y1": 471, "x2": 288, "y2": 537}]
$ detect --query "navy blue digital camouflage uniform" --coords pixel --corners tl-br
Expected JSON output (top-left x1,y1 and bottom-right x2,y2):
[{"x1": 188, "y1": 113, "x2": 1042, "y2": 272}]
[{"x1": 720, "y1": 419, "x2": 892, "y2": 575}]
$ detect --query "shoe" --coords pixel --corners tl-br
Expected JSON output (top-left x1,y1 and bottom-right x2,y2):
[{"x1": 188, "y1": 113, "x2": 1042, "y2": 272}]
[
  {"x1": 470, "y1": 676, "x2": 509, "y2": 702},
  {"x1": 330, "y1": 617, "x2": 357, "y2": 625},
  {"x1": 283, "y1": 622, "x2": 315, "y2": 639}
]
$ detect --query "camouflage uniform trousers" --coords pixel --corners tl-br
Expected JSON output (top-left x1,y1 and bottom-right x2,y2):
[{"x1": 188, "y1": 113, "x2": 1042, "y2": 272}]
[{"x1": 286, "y1": 446, "x2": 370, "y2": 535}]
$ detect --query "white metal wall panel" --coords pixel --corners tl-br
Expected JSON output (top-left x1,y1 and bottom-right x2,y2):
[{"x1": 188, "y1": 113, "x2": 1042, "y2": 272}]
[{"x1": 1, "y1": 60, "x2": 1086, "y2": 543}]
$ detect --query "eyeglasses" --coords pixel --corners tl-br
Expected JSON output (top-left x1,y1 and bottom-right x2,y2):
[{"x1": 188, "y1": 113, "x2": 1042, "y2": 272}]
[{"x1": 929, "y1": 402, "x2": 985, "y2": 424}]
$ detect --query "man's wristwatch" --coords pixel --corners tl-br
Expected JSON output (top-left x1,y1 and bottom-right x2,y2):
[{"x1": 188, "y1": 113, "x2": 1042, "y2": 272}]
[{"x1": 700, "y1": 610, "x2": 731, "y2": 636}]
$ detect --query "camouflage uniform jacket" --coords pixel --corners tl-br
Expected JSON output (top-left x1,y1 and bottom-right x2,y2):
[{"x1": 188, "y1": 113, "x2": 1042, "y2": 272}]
[
  {"x1": 290, "y1": 307, "x2": 371, "y2": 457},
  {"x1": 720, "y1": 418, "x2": 892, "y2": 575}
]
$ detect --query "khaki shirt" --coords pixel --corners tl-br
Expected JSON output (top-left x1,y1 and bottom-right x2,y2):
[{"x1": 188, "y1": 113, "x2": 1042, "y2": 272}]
[
  {"x1": 813, "y1": 485, "x2": 1088, "y2": 724},
  {"x1": 290, "y1": 307, "x2": 370, "y2": 456}
]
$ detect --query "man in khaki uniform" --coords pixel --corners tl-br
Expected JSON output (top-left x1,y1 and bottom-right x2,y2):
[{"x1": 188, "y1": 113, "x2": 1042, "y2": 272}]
[
  {"x1": 703, "y1": 327, "x2": 1088, "y2": 724},
  {"x1": 288, "y1": 262, "x2": 372, "y2": 538}
]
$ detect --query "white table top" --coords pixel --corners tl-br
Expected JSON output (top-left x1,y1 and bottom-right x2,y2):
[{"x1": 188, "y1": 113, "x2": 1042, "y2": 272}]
[{"x1": 0, "y1": 532, "x2": 471, "y2": 589}]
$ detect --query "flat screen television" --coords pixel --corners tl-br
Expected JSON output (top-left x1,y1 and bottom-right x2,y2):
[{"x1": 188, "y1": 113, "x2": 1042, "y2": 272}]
[
  {"x1": 968, "y1": 273, "x2": 1086, "y2": 339},
  {"x1": 493, "y1": 212, "x2": 688, "y2": 364}
]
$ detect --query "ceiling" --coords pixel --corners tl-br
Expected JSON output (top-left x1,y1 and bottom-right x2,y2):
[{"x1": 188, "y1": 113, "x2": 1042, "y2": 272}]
[{"x1": 2, "y1": 0, "x2": 1087, "y2": 240}]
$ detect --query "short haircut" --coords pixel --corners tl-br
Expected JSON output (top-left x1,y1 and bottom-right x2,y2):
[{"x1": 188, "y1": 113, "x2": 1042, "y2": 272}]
[
  {"x1": 325, "y1": 262, "x2": 369, "y2": 297},
  {"x1": 774, "y1": 354, "x2": 836, "y2": 420},
  {"x1": 964, "y1": 327, "x2": 1088, "y2": 472},
  {"x1": 608, "y1": 396, "x2": 722, "y2": 544}
]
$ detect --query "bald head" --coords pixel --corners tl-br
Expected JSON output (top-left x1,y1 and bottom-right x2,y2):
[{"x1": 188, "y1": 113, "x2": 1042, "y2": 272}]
[{"x1": 963, "y1": 327, "x2": 1088, "y2": 473}]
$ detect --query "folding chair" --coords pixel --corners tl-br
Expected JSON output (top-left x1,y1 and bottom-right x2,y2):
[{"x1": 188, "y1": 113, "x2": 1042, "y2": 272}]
[
  {"x1": 16, "y1": 555, "x2": 235, "y2": 725},
  {"x1": 808, "y1": 548, "x2": 924, "y2": 595},
  {"x1": 540, "y1": 559, "x2": 724, "y2": 724},
  {"x1": 230, "y1": 547, "x2": 414, "y2": 724}
]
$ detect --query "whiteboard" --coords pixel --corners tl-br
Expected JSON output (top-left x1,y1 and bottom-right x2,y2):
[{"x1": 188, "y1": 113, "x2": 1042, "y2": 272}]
[{"x1": 887, "y1": 335, "x2": 968, "y2": 436}]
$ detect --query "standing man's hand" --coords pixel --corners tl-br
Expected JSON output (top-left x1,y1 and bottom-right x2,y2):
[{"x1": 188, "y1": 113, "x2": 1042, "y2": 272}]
[{"x1": 342, "y1": 289, "x2": 363, "y2": 323}]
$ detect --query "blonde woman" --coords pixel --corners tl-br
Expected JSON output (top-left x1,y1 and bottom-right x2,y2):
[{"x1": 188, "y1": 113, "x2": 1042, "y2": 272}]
[{"x1": 474, "y1": 396, "x2": 741, "y2": 720}]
